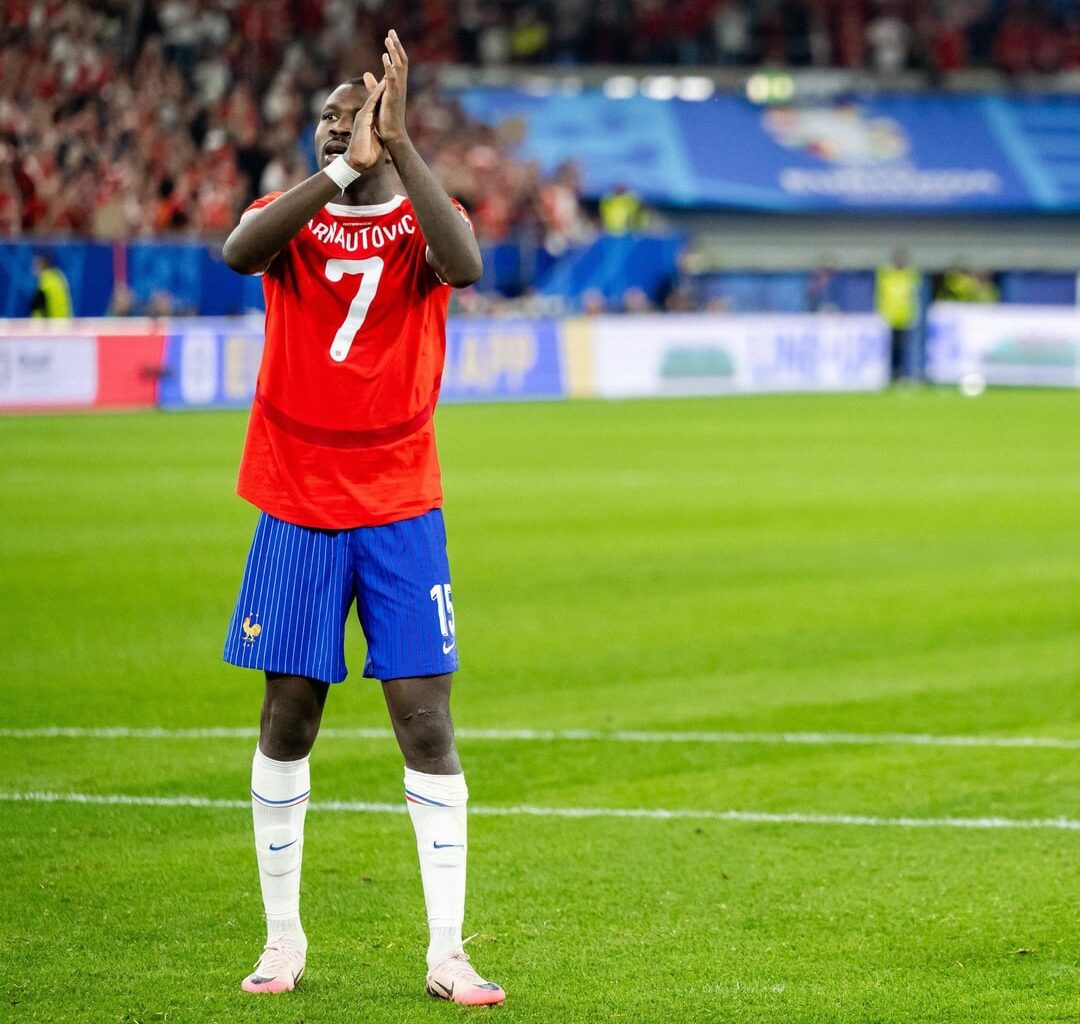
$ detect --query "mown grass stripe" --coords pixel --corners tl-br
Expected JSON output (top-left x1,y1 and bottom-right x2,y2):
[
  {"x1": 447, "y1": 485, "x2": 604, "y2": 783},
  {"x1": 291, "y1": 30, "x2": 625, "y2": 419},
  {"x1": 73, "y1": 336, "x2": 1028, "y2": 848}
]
[
  {"x1": 2, "y1": 790, "x2": 1078, "y2": 832},
  {"x1": 2, "y1": 725, "x2": 1079, "y2": 750}
]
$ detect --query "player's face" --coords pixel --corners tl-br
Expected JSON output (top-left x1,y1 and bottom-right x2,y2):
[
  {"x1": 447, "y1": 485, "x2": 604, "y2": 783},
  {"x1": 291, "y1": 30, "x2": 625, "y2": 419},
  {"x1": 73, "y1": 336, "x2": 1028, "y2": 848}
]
[{"x1": 315, "y1": 83, "x2": 373, "y2": 168}]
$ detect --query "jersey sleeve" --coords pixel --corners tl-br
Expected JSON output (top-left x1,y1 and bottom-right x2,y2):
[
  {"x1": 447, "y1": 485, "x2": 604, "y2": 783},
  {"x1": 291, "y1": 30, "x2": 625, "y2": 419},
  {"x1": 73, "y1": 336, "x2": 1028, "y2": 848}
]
[
  {"x1": 241, "y1": 191, "x2": 285, "y2": 219},
  {"x1": 236, "y1": 192, "x2": 287, "y2": 276},
  {"x1": 424, "y1": 197, "x2": 476, "y2": 284},
  {"x1": 450, "y1": 197, "x2": 474, "y2": 232}
]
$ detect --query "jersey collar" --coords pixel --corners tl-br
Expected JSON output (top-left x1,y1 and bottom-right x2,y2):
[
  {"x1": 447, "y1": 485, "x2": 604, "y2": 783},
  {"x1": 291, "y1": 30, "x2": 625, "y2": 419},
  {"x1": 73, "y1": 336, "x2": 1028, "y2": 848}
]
[{"x1": 324, "y1": 194, "x2": 406, "y2": 218}]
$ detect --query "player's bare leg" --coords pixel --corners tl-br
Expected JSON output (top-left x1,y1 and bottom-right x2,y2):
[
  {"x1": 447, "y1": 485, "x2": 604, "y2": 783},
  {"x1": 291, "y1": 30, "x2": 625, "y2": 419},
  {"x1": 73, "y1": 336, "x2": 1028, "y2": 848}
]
[
  {"x1": 242, "y1": 673, "x2": 329, "y2": 994},
  {"x1": 383, "y1": 674, "x2": 505, "y2": 1006},
  {"x1": 383, "y1": 673, "x2": 459, "y2": 773},
  {"x1": 259, "y1": 673, "x2": 329, "y2": 761}
]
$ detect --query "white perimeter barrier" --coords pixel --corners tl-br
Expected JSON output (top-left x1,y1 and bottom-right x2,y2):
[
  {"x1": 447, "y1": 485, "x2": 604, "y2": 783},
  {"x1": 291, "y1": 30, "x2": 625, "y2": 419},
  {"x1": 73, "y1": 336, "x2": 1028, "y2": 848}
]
[
  {"x1": 926, "y1": 302, "x2": 1080, "y2": 388},
  {"x1": 588, "y1": 314, "x2": 889, "y2": 398},
  {"x1": 0, "y1": 312, "x2": 896, "y2": 413}
]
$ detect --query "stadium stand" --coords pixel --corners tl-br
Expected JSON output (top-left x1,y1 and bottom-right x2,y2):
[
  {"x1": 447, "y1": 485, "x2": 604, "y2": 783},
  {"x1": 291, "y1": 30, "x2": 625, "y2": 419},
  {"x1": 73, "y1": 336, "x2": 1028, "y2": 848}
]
[
  {"x1": 4, "y1": 1, "x2": 1080, "y2": 240},
  {"x1": 3, "y1": 2, "x2": 1080, "y2": 320}
]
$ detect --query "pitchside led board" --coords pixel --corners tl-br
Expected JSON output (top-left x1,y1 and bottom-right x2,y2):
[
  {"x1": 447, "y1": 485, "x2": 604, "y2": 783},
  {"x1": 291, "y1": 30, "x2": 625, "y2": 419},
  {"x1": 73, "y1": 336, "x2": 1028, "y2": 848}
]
[
  {"x1": 156, "y1": 317, "x2": 567, "y2": 409},
  {"x1": 0, "y1": 314, "x2": 889, "y2": 413},
  {"x1": 0, "y1": 321, "x2": 162, "y2": 412},
  {"x1": 5, "y1": 308, "x2": 1080, "y2": 414},
  {"x1": 926, "y1": 304, "x2": 1080, "y2": 388},
  {"x1": 155, "y1": 314, "x2": 889, "y2": 408},
  {"x1": 588, "y1": 314, "x2": 888, "y2": 397}
]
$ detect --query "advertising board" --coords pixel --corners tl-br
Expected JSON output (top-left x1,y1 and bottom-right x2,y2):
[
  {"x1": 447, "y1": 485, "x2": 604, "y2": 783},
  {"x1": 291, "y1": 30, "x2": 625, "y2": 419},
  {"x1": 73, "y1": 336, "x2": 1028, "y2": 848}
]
[
  {"x1": 441, "y1": 318, "x2": 564, "y2": 402},
  {"x1": 0, "y1": 313, "x2": 897, "y2": 414},
  {"x1": 157, "y1": 319, "x2": 264, "y2": 409},
  {"x1": 0, "y1": 336, "x2": 97, "y2": 407},
  {"x1": 926, "y1": 303, "x2": 1080, "y2": 388},
  {"x1": 158, "y1": 317, "x2": 568, "y2": 409},
  {"x1": 0, "y1": 322, "x2": 164, "y2": 411},
  {"x1": 590, "y1": 314, "x2": 889, "y2": 398}
]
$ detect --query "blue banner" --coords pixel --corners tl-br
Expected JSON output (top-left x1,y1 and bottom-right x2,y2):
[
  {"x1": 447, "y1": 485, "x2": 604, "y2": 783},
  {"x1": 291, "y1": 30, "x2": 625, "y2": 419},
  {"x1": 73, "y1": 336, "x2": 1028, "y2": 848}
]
[
  {"x1": 455, "y1": 88, "x2": 1080, "y2": 212},
  {"x1": 441, "y1": 317, "x2": 565, "y2": 401},
  {"x1": 0, "y1": 241, "x2": 115, "y2": 318}
]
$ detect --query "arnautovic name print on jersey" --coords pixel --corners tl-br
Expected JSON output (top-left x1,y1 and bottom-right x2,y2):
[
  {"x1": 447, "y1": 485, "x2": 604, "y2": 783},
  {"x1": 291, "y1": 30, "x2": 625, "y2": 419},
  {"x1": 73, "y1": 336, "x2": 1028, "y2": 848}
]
[{"x1": 306, "y1": 212, "x2": 417, "y2": 253}]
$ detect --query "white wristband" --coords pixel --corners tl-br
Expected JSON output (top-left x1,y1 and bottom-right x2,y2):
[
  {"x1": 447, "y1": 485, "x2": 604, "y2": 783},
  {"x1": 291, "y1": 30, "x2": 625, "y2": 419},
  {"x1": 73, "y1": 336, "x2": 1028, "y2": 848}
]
[{"x1": 323, "y1": 154, "x2": 361, "y2": 192}]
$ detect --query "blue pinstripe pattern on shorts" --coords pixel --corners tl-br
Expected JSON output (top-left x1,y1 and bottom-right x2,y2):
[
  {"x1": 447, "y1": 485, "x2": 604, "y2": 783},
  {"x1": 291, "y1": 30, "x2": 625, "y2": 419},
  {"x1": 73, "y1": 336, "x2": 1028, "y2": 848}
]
[
  {"x1": 223, "y1": 510, "x2": 458, "y2": 684},
  {"x1": 353, "y1": 509, "x2": 458, "y2": 681}
]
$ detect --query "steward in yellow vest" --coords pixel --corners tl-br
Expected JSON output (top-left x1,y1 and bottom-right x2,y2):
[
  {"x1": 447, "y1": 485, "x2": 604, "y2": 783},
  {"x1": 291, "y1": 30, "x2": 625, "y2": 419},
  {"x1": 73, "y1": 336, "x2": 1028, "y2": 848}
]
[
  {"x1": 30, "y1": 254, "x2": 73, "y2": 318},
  {"x1": 875, "y1": 251, "x2": 923, "y2": 379},
  {"x1": 599, "y1": 185, "x2": 646, "y2": 235}
]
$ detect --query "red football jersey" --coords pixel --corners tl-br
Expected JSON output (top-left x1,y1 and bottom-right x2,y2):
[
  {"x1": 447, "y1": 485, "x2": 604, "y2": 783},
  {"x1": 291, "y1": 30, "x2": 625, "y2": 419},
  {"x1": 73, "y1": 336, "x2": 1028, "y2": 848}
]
[{"x1": 237, "y1": 192, "x2": 466, "y2": 529}]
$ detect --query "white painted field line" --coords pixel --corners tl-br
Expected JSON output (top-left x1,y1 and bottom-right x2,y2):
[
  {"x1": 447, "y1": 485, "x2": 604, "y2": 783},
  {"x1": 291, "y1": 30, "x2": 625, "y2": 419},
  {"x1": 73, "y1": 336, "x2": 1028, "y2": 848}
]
[
  {"x1": 2, "y1": 790, "x2": 1078, "y2": 832},
  {"x1": 2, "y1": 725, "x2": 1080, "y2": 750}
]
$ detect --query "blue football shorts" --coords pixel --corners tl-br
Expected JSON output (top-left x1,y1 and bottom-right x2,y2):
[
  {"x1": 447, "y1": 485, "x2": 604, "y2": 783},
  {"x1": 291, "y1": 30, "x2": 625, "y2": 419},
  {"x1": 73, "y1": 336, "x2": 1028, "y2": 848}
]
[{"x1": 222, "y1": 508, "x2": 459, "y2": 684}]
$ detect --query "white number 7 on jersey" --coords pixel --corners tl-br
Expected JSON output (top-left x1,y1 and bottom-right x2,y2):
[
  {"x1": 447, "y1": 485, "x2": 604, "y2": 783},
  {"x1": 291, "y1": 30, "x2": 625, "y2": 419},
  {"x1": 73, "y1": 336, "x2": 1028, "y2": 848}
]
[{"x1": 325, "y1": 257, "x2": 384, "y2": 362}]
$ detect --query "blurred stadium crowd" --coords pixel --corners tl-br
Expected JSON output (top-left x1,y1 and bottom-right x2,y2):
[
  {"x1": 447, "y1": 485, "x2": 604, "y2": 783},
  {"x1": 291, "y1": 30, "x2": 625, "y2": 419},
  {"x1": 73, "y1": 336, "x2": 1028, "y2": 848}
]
[{"x1": 2, "y1": 1, "x2": 1079, "y2": 241}]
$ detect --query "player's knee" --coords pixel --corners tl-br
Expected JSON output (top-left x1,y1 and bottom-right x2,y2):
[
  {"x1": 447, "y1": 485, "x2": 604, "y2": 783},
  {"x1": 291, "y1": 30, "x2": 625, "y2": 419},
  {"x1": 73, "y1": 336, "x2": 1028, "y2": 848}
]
[
  {"x1": 397, "y1": 707, "x2": 455, "y2": 764},
  {"x1": 261, "y1": 710, "x2": 320, "y2": 760}
]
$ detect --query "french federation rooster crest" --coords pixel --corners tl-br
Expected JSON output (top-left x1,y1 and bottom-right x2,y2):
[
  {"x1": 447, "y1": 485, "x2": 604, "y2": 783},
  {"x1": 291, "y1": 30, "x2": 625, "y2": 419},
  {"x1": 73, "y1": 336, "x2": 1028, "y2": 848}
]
[{"x1": 241, "y1": 614, "x2": 262, "y2": 644}]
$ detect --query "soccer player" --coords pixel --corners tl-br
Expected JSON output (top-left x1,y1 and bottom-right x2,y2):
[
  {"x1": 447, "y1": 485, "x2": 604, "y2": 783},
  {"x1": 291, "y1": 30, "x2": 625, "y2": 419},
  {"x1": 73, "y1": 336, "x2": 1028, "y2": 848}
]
[{"x1": 220, "y1": 31, "x2": 504, "y2": 1007}]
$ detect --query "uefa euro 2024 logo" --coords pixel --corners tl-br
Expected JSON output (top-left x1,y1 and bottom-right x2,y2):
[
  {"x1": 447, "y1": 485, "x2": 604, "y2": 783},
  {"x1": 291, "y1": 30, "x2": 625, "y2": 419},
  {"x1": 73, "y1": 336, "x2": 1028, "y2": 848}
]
[
  {"x1": 765, "y1": 103, "x2": 1000, "y2": 204},
  {"x1": 764, "y1": 104, "x2": 908, "y2": 167}
]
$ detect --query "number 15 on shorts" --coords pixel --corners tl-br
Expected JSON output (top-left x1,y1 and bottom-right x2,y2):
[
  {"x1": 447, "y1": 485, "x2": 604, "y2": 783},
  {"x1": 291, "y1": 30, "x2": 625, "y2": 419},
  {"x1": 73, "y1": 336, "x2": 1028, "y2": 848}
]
[{"x1": 430, "y1": 584, "x2": 456, "y2": 654}]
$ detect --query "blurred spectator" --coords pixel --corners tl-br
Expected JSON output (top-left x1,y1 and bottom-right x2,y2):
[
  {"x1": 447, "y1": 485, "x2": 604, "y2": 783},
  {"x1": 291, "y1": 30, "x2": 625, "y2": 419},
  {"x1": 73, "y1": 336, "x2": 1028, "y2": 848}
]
[
  {"x1": 664, "y1": 284, "x2": 699, "y2": 312},
  {"x1": 599, "y1": 184, "x2": 647, "y2": 236},
  {"x1": 875, "y1": 249, "x2": 922, "y2": 380},
  {"x1": 107, "y1": 282, "x2": 137, "y2": 317},
  {"x1": 0, "y1": 143, "x2": 21, "y2": 235},
  {"x1": 661, "y1": 247, "x2": 706, "y2": 312},
  {"x1": 835, "y1": 3, "x2": 868, "y2": 68},
  {"x1": 0, "y1": 1, "x2": 1073, "y2": 243},
  {"x1": 620, "y1": 286, "x2": 655, "y2": 313},
  {"x1": 926, "y1": 9, "x2": 970, "y2": 77},
  {"x1": 581, "y1": 288, "x2": 607, "y2": 315},
  {"x1": 29, "y1": 252, "x2": 72, "y2": 318},
  {"x1": 807, "y1": 259, "x2": 840, "y2": 313},
  {"x1": 938, "y1": 266, "x2": 1000, "y2": 303},
  {"x1": 713, "y1": 1, "x2": 752, "y2": 65},
  {"x1": 509, "y1": 6, "x2": 550, "y2": 62},
  {"x1": 147, "y1": 289, "x2": 177, "y2": 318},
  {"x1": 972, "y1": 270, "x2": 1000, "y2": 303},
  {"x1": 994, "y1": 6, "x2": 1036, "y2": 75},
  {"x1": 1064, "y1": 15, "x2": 1080, "y2": 70},
  {"x1": 867, "y1": 2, "x2": 911, "y2": 75},
  {"x1": 806, "y1": 1, "x2": 833, "y2": 68},
  {"x1": 538, "y1": 161, "x2": 590, "y2": 255}
]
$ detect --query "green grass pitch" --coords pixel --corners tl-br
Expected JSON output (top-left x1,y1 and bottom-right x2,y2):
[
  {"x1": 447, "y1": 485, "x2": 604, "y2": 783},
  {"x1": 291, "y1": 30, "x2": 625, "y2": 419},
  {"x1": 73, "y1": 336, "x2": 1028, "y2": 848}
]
[{"x1": 2, "y1": 389, "x2": 1078, "y2": 1023}]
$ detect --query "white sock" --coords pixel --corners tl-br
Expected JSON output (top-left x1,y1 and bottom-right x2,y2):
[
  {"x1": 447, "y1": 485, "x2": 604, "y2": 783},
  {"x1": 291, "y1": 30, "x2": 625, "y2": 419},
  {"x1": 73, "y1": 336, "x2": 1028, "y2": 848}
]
[
  {"x1": 251, "y1": 747, "x2": 310, "y2": 947},
  {"x1": 404, "y1": 767, "x2": 468, "y2": 968}
]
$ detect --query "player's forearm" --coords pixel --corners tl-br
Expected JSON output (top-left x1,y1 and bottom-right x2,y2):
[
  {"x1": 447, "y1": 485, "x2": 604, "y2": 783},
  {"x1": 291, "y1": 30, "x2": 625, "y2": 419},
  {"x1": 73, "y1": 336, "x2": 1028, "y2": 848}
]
[
  {"x1": 222, "y1": 172, "x2": 343, "y2": 275},
  {"x1": 386, "y1": 138, "x2": 483, "y2": 288}
]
